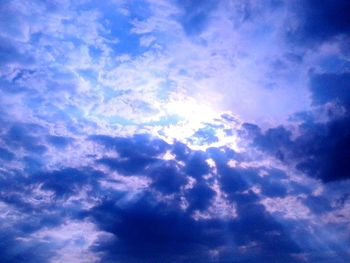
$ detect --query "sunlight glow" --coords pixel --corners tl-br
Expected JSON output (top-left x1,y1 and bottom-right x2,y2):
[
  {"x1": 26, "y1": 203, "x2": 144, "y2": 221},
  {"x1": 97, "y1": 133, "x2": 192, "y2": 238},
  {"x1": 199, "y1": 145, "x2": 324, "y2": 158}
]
[
  {"x1": 157, "y1": 98, "x2": 242, "y2": 151},
  {"x1": 165, "y1": 98, "x2": 217, "y2": 125}
]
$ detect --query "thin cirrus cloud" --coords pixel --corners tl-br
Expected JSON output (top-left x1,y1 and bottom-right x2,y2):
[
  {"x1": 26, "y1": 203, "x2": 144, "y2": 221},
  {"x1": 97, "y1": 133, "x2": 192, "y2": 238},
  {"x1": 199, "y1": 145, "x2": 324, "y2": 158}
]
[{"x1": 0, "y1": 0, "x2": 349, "y2": 262}]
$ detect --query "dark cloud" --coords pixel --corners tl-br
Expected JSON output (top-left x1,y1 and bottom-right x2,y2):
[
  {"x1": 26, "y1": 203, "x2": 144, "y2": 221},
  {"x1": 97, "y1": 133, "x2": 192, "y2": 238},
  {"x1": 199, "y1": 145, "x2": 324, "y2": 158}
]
[
  {"x1": 295, "y1": 72, "x2": 350, "y2": 182},
  {"x1": 92, "y1": 134, "x2": 170, "y2": 175},
  {"x1": 90, "y1": 134, "x2": 169, "y2": 158},
  {"x1": 0, "y1": 173, "x2": 36, "y2": 214},
  {"x1": 296, "y1": 117, "x2": 350, "y2": 182},
  {"x1": 146, "y1": 160, "x2": 187, "y2": 194},
  {"x1": 219, "y1": 166, "x2": 256, "y2": 196},
  {"x1": 34, "y1": 168, "x2": 103, "y2": 199},
  {"x1": 257, "y1": 169, "x2": 289, "y2": 198},
  {"x1": 184, "y1": 150, "x2": 210, "y2": 178},
  {"x1": 171, "y1": 141, "x2": 191, "y2": 161},
  {"x1": 0, "y1": 168, "x2": 98, "y2": 262},
  {"x1": 0, "y1": 231, "x2": 52, "y2": 263},
  {"x1": 239, "y1": 123, "x2": 261, "y2": 140},
  {"x1": 247, "y1": 117, "x2": 350, "y2": 182},
  {"x1": 245, "y1": 71, "x2": 350, "y2": 183},
  {"x1": 231, "y1": 202, "x2": 301, "y2": 262},
  {"x1": 186, "y1": 181, "x2": 215, "y2": 211},
  {"x1": 254, "y1": 126, "x2": 292, "y2": 162},
  {"x1": 57, "y1": 135, "x2": 307, "y2": 262},
  {"x1": 310, "y1": 73, "x2": 350, "y2": 110},
  {"x1": 0, "y1": 167, "x2": 103, "y2": 214},
  {"x1": 0, "y1": 131, "x2": 346, "y2": 262},
  {"x1": 206, "y1": 146, "x2": 239, "y2": 165},
  {"x1": 89, "y1": 191, "x2": 302, "y2": 263},
  {"x1": 289, "y1": 0, "x2": 350, "y2": 44},
  {"x1": 2, "y1": 123, "x2": 47, "y2": 155},
  {"x1": 93, "y1": 135, "x2": 210, "y2": 196},
  {"x1": 89, "y1": 194, "x2": 225, "y2": 263}
]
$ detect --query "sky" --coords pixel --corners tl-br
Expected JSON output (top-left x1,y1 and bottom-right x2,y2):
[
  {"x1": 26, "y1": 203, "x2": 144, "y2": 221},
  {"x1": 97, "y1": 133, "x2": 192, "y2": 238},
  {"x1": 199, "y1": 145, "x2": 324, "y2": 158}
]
[{"x1": 0, "y1": 0, "x2": 350, "y2": 262}]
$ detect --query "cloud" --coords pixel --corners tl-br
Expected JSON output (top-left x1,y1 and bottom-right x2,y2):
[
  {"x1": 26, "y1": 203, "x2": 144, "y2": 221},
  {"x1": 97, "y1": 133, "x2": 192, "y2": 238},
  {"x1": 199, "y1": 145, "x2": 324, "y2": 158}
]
[
  {"x1": 246, "y1": 118, "x2": 350, "y2": 182},
  {"x1": 186, "y1": 181, "x2": 215, "y2": 211},
  {"x1": 0, "y1": 0, "x2": 349, "y2": 262},
  {"x1": 4, "y1": 123, "x2": 47, "y2": 154},
  {"x1": 244, "y1": 70, "x2": 350, "y2": 183},
  {"x1": 146, "y1": 159, "x2": 187, "y2": 194},
  {"x1": 0, "y1": 230, "x2": 53, "y2": 263},
  {"x1": 0, "y1": 131, "x2": 348, "y2": 262},
  {"x1": 184, "y1": 150, "x2": 210, "y2": 178},
  {"x1": 310, "y1": 73, "x2": 350, "y2": 110},
  {"x1": 289, "y1": 0, "x2": 350, "y2": 44},
  {"x1": 34, "y1": 168, "x2": 103, "y2": 199},
  {"x1": 88, "y1": 190, "x2": 302, "y2": 263},
  {"x1": 89, "y1": 194, "x2": 222, "y2": 263}
]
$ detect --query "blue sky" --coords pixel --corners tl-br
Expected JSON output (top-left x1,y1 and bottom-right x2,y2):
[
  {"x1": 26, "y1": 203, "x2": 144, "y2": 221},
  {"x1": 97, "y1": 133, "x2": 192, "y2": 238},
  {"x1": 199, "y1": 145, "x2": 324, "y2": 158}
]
[{"x1": 0, "y1": 0, "x2": 350, "y2": 262}]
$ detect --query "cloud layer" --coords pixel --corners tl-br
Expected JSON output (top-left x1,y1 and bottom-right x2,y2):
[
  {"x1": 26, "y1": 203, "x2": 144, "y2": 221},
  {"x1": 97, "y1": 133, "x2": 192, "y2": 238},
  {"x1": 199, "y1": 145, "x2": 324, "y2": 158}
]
[{"x1": 0, "y1": 0, "x2": 350, "y2": 262}]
